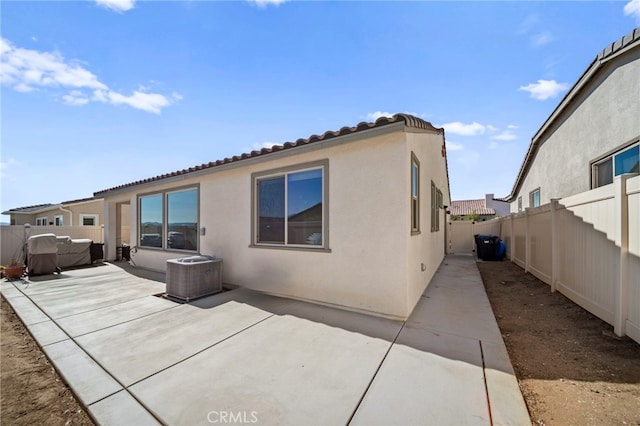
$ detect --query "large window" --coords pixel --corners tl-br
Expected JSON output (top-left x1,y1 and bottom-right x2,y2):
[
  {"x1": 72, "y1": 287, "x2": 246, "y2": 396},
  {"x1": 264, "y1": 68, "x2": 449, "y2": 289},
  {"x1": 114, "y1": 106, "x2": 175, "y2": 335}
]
[
  {"x1": 139, "y1": 187, "x2": 198, "y2": 251},
  {"x1": 36, "y1": 217, "x2": 48, "y2": 226},
  {"x1": 593, "y1": 143, "x2": 639, "y2": 188},
  {"x1": 54, "y1": 215, "x2": 63, "y2": 226},
  {"x1": 254, "y1": 162, "x2": 326, "y2": 249},
  {"x1": 411, "y1": 153, "x2": 420, "y2": 234}
]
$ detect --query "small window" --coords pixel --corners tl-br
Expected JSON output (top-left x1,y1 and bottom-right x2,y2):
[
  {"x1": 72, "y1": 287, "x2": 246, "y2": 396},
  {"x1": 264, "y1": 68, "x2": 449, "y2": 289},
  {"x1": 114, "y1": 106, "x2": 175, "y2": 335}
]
[
  {"x1": 593, "y1": 143, "x2": 639, "y2": 188},
  {"x1": 36, "y1": 217, "x2": 48, "y2": 226},
  {"x1": 411, "y1": 153, "x2": 420, "y2": 234},
  {"x1": 254, "y1": 162, "x2": 326, "y2": 249},
  {"x1": 530, "y1": 188, "x2": 541, "y2": 208},
  {"x1": 80, "y1": 214, "x2": 98, "y2": 226},
  {"x1": 54, "y1": 215, "x2": 64, "y2": 226},
  {"x1": 431, "y1": 181, "x2": 441, "y2": 232}
]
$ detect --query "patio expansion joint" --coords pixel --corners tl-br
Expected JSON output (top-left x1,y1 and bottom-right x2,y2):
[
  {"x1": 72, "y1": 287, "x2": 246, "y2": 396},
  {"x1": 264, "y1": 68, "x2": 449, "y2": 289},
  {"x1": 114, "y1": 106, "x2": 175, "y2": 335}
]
[
  {"x1": 346, "y1": 320, "x2": 407, "y2": 425},
  {"x1": 51, "y1": 293, "x2": 171, "y2": 322},
  {"x1": 479, "y1": 340, "x2": 494, "y2": 426},
  {"x1": 124, "y1": 313, "x2": 278, "y2": 389}
]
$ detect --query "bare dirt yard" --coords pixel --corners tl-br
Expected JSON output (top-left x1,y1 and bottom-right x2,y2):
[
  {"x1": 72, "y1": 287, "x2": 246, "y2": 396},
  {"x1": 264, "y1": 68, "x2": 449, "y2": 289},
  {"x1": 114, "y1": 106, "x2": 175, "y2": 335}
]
[
  {"x1": 1, "y1": 295, "x2": 94, "y2": 425},
  {"x1": 478, "y1": 260, "x2": 640, "y2": 426}
]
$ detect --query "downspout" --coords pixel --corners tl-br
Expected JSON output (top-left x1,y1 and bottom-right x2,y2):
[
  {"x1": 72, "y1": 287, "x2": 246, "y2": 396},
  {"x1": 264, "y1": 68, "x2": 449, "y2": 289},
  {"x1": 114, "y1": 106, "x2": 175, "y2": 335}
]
[{"x1": 58, "y1": 206, "x2": 73, "y2": 226}]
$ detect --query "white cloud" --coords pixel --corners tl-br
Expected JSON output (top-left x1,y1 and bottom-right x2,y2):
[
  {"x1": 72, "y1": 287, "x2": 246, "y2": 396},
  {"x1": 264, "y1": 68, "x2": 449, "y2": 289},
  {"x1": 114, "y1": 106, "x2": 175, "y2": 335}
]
[
  {"x1": 250, "y1": 0, "x2": 288, "y2": 8},
  {"x1": 517, "y1": 14, "x2": 539, "y2": 35},
  {"x1": 95, "y1": 0, "x2": 135, "y2": 12},
  {"x1": 486, "y1": 124, "x2": 499, "y2": 132},
  {"x1": 507, "y1": 124, "x2": 519, "y2": 129},
  {"x1": 446, "y1": 142, "x2": 464, "y2": 151},
  {"x1": 519, "y1": 79, "x2": 569, "y2": 101},
  {"x1": 441, "y1": 121, "x2": 486, "y2": 136},
  {"x1": 251, "y1": 142, "x2": 278, "y2": 151},
  {"x1": 366, "y1": 111, "x2": 394, "y2": 121},
  {"x1": 1, "y1": 37, "x2": 177, "y2": 114},
  {"x1": 531, "y1": 31, "x2": 553, "y2": 48},
  {"x1": 62, "y1": 90, "x2": 89, "y2": 105},
  {"x1": 624, "y1": 0, "x2": 640, "y2": 23},
  {"x1": 491, "y1": 131, "x2": 517, "y2": 141},
  {"x1": 0, "y1": 157, "x2": 23, "y2": 178},
  {"x1": 488, "y1": 141, "x2": 499, "y2": 150}
]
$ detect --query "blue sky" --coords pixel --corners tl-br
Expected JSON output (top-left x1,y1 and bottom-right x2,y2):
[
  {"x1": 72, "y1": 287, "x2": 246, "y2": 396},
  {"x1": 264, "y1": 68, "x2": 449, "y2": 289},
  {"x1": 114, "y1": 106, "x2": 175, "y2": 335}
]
[{"x1": 2, "y1": 0, "x2": 639, "y2": 222}]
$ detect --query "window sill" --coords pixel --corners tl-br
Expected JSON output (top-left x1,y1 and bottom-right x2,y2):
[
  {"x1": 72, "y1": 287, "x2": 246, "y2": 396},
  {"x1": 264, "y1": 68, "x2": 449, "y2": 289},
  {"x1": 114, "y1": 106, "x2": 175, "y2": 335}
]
[
  {"x1": 411, "y1": 230, "x2": 421, "y2": 236},
  {"x1": 249, "y1": 244, "x2": 332, "y2": 253}
]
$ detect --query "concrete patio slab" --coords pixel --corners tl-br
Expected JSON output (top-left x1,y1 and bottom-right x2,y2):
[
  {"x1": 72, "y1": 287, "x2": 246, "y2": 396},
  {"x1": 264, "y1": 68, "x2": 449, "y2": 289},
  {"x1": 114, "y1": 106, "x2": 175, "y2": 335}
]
[
  {"x1": 75, "y1": 300, "x2": 274, "y2": 386},
  {"x1": 481, "y1": 341, "x2": 531, "y2": 426},
  {"x1": 351, "y1": 342, "x2": 490, "y2": 425},
  {"x1": 4, "y1": 295, "x2": 50, "y2": 325},
  {"x1": 1, "y1": 256, "x2": 529, "y2": 425},
  {"x1": 41, "y1": 339, "x2": 122, "y2": 406},
  {"x1": 130, "y1": 313, "x2": 394, "y2": 425},
  {"x1": 25, "y1": 319, "x2": 69, "y2": 347},
  {"x1": 88, "y1": 390, "x2": 160, "y2": 426},
  {"x1": 56, "y1": 295, "x2": 177, "y2": 337}
]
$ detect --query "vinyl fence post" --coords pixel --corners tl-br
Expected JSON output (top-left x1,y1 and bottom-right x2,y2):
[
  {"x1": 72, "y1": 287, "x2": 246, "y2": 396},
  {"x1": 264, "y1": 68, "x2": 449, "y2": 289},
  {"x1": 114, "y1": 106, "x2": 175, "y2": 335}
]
[
  {"x1": 509, "y1": 214, "x2": 515, "y2": 262},
  {"x1": 550, "y1": 199, "x2": 560, "y2": 293},
  {"x1": 525, "y1": 208, "x2": 530, "y2": 274},
  {"x1": 613, "y1": 175, "x2": 631, "y2": 337}
]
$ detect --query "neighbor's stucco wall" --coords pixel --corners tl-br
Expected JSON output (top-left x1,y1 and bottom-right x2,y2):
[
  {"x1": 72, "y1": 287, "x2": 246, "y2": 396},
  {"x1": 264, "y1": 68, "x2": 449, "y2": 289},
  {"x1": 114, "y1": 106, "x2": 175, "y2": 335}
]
[
  {"x1": 512, "y1": 46, "x2": 640, "y2": 212},
  {"x1": 105, "y1": 129, "x2": 448, "y2": 319},
  {"x1": 9, "y1": 199, "x2": 104, "y2": 227}
]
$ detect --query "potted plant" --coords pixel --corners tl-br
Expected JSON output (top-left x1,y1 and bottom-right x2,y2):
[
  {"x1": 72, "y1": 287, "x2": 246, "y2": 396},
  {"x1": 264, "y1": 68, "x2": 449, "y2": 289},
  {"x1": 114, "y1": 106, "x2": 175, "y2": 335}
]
[{"x1": 3, "y1": 260, "x2": 25, "y2": 280}]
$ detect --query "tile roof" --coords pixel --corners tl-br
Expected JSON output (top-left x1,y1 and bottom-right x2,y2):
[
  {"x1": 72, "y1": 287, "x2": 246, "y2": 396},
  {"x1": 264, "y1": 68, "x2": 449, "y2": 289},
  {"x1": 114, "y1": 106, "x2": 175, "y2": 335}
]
[
  {"x1": 95, "y1": 113, "x2": 443, "y2": 196},
  {"x1": 2, "y1": 203, "x2": 57, "y2": 215},
  {"x1": 451, "y1": 199, "x2": 495, "y2": 216}
]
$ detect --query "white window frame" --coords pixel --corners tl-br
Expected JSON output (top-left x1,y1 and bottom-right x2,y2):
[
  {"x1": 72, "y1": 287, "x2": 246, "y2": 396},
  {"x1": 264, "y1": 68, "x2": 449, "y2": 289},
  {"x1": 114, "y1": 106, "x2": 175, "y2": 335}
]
[
  {"x1": 36, "y1": 216, "x2": 48, "y2": 226},
  {"x1": 80, "y1": 214, "x2": 99, "y2": 226},
  {"x1": 591, "y1": 142, "x2": 639, "y2": 188},
  {"x1": 411, "y1": 152, "x2": 420, "y2": 235},
  {"x1": 252, "y1": 160, "x2": 329, "y2": 251},
  {"x1": 54, "y1": 215, "x2": 64, "y2": 226},
  {"x1": 529, "y1": 188, "x2": 541, "y2": 208}
]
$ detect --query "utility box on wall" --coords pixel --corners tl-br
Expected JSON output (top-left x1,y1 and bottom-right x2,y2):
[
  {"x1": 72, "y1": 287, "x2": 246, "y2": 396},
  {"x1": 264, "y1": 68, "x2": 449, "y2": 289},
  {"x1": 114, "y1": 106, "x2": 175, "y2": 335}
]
[{"x1": 166, "y1": 256, "x2": 222, "y2": 301}]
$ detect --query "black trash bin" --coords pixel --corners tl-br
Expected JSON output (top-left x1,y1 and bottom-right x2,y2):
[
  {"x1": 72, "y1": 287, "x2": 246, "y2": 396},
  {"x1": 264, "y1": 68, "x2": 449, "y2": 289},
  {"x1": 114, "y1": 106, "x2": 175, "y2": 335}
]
[{"x1": 474, "y1": 234, "x2": 499, "y2": 261}]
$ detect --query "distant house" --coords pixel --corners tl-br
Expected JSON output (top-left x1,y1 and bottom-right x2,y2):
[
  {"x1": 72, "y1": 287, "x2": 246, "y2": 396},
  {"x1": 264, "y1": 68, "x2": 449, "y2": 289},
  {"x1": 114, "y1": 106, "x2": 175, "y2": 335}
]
[
  {"x1": 451, "y1": 193, "x2": 510, "y2": 221},
  {"x1": 2, "y1": 197, "x2": 105, "y2": 227},
  {"x1": 95, "y1": 114, "x2": 451, "y2": 320},
  {"x1": 507, "y1": 27, "x2": 639, "y2": 210}
]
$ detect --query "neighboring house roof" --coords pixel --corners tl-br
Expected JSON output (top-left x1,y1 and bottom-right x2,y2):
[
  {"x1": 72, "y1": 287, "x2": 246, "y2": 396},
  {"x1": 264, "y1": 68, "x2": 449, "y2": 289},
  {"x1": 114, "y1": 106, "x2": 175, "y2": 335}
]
[
  {"x1": 61, "y1": 196, "x2": 102, "y2": 206},
  {"x1": 94, "y1": 113, "x2": 445, "y2": 196},
  {"x1": 507, "y1": 27, "x2": 640, "y2": 202},
  {"x1": 1, "y1": 197, "x2": 102, "y2": 216},
  {"x1": 451, "y1": 199, "x2": 495, "y2": 216},
  {"x1": 1, "y1": 203, "x2": 59, "y2": 215}
]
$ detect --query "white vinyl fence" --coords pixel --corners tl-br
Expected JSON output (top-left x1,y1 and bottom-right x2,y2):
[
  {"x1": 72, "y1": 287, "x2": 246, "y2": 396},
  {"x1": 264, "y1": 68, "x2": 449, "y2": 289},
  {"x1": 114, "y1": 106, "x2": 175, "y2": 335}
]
[
  {"x1": 448, "y1": 174, "x2": 639, "y2": 344},
  {"x1": 1, "y1": 225, "x2": 104, "y2": 266}
]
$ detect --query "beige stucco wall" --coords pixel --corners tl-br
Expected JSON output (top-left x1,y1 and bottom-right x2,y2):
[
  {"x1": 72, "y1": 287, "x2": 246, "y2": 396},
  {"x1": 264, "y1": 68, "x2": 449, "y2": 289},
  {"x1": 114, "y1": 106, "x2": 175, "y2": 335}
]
[
  {"x1": 103, "y1": 126, "x2": 447, "y2": 319},
  {"x1": 512, "y1": 46, "x2": 640, "y2": 212},
  {"x1": 10, "y1": 199, "x2": 104, "y2": 227},
  {"x1": 406, "y1": 131, "x2": 450, "y2": 314}
]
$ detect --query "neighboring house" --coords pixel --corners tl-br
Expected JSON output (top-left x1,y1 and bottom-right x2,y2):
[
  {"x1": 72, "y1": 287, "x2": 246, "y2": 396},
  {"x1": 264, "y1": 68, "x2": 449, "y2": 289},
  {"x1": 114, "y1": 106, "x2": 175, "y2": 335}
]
[
  {"x1": 2, "y1": 197, "x2": 105, "y2": 227},
  {"x1": 95, "y1": 114, "x2": 451, "y2": 320},
  {"x1": 507, "y1": 27, "x2": 640, "y2": 211},
  {"x1": 451, "y1": 193, "x2": 510, "y2": 221}
]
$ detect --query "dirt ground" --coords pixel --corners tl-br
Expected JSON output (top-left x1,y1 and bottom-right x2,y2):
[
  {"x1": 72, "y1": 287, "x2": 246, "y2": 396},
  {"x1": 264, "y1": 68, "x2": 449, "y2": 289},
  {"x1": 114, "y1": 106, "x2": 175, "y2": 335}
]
[
  {"x1": 1, "y1": 295, "x2": 94, "y2": 425},
  {"x1": 478, "y1": 260, "x2": 640, "y2": 426}
]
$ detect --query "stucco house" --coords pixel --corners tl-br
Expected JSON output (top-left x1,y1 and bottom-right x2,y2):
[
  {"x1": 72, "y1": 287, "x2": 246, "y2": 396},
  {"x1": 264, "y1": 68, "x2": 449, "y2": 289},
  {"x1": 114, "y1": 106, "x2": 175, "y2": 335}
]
[
  {"x1": 507, "y1": 27, "x2": 639, "y2": 210},
  {"x1": 451, "y1": 193, "x2": 510, "y2": 221},
  {"x1": 2, "y1": 197, "x2": 105, "y2": 227},
  {"x1": 95, "y1": 114, "x2": 451, "y2": 320}
]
